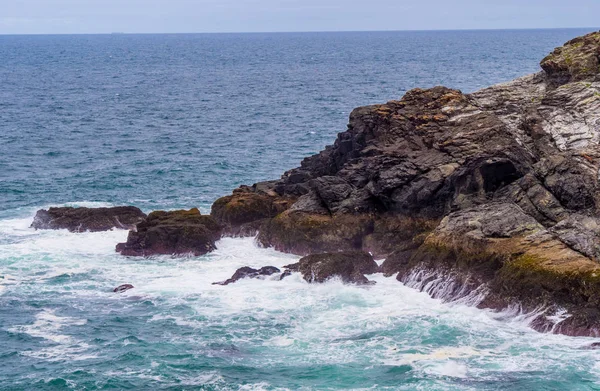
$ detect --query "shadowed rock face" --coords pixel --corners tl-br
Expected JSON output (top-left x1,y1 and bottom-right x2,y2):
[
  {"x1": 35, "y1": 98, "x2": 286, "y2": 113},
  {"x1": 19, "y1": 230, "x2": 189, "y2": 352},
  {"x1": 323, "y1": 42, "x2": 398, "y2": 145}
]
[
  {"x1": 31, "y1": 206, "x2": 146, "y2": 232},
  {"x1": 210, "y1": 181, "x2": 295, "y2": 236},
  {"x1": 116, "y1": 209, "x2": 222, "y2": 257},
  {"x1": 285, "y1": 251, "x2": 378, "y2": 284},
  {"x1": 211, "y1": 31, "x2": 600, "y2": 336}
]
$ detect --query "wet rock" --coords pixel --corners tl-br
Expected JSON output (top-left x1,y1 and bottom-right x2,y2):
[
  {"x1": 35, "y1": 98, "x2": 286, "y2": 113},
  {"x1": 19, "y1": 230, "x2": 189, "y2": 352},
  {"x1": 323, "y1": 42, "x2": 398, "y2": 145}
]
[
  {"x1": 211, "y1": 181, "x2": 295, "y2": 236},
  {"x1": 257, "y1": 210, "x2": 375, "y2": 256},
  {"x1": 116, "y1": 208, "x2": 222, "y2": 257},
  {"x1": 31, "y1": 206, "x2": 146, "y2": 232},
  {"x1": 213, "y1": 266, "x2": 281, "y2": 285},
  {"x1": 285, "y1": 251, "x2": 378, "y2": 284},
  {"x1": 585, "y1": 342, "x2": 600, "y2": 349},
  {"x1": 210, "y1": 31, "x2": 600, "y2": 336},
  {"x1": 113, "y1": 284, "x2": 134, "y2": 293}
]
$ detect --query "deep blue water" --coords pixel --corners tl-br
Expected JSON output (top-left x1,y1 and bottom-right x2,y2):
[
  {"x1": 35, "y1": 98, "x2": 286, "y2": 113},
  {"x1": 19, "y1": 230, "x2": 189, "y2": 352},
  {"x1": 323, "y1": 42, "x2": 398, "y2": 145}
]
[{"x1": 2, "y1": 29, "x2": 600, "y2": 390}]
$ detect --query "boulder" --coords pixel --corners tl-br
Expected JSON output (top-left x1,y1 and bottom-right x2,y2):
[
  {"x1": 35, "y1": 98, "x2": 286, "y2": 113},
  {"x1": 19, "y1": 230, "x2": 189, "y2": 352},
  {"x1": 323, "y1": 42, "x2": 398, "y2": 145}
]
[
  {"x1": 116, "y1": 208, "x2": 222, "y2": 257},
  {"x1": 31, "y1": 206, "x2": 146, "y2": 232},
  {"x1": 213, "y1": 266, "x2": 281, "y2": 285},
  {"x1": 285, "y1": 251, "x2": 378, "y2": 284}
]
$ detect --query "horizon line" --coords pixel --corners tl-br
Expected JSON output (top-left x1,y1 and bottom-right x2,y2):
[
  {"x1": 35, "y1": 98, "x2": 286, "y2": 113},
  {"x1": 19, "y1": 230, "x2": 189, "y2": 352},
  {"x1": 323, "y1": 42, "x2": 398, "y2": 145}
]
[{"x1": 0, "y1": 26, "x2": 598, "y2": 36}]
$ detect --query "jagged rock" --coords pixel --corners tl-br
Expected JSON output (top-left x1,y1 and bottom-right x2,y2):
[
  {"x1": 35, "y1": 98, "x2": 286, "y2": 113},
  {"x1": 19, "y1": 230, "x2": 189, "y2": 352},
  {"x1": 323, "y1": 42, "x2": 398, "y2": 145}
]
[
  {"x1": 113, "y1": 284, "x2": 134, "y2": 293},
  {"x1": 116, "y1": 208, "x2": 222, "y2": 257},
  {"x1": 31, "y1": 206, "x2": 146, "y2": 232},
  {"x1": 211, "y1": 181, "x2": 295, "y2": 236},
  {"x1": 541, "y1": 31, "x2": 600, "y2": 87},
  {"x1": 285, "y1": 251, "x2": 378, "y2": 284},
  {"x1": 212, "y1": 266, "x2": 281, "y2": 285},
  {"x1": 392, "y1": 202, "x2": 600, "y2": 337},
  {"x1": 211, "y1": 31, "x2": 600, "y2": 336}
]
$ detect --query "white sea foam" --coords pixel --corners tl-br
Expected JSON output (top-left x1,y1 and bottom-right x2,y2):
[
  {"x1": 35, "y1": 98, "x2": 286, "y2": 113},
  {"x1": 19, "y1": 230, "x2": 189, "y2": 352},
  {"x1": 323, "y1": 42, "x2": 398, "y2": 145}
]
[{"x1": 2, "y1": 210, "x2": 600, "y2": 384}]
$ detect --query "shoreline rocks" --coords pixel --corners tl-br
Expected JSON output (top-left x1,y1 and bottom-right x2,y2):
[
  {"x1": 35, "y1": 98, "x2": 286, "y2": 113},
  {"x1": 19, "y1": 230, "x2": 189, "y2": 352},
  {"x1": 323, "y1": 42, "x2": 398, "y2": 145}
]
[
  {"x1": 116, "y1": 208, "x2": 222, "y2": 257},
  {"x1": 31, "y1": 206, "x2": 146, "y2": 232},
  {"x1": 210, "y1": 31, "x2": 600, "y2": 336},
  {"x1": 213, "y1": 266, "x2": 281, "y2": 285},
  {"x1": 285, "y1": 251, "x2": 378, "y2": 284}
]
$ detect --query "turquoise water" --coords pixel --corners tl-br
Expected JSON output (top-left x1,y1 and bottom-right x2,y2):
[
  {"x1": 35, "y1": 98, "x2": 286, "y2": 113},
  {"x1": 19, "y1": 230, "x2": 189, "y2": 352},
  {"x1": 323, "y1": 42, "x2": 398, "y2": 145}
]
[{"x1": 2, "y1": 30, "x2": 600, "y2": 390}]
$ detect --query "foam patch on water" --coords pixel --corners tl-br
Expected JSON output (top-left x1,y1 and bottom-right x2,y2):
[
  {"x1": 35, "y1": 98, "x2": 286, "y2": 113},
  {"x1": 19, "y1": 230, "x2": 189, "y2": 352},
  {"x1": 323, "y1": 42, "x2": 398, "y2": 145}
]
[{"x1": 3, "y1": 209, "x2": 600, "y2": 387}]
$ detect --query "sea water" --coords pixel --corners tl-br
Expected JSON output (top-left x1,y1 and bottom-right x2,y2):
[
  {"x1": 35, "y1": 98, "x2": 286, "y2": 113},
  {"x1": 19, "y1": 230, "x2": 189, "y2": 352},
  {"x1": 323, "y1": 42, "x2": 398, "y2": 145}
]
[{"x1": 1, "y1": 29, "x2": 600, "y2": 390}]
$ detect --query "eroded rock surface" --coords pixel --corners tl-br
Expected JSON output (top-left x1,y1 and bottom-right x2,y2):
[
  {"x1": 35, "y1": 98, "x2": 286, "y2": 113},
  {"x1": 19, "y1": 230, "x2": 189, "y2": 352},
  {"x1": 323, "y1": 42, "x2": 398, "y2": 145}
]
[
  {"x1": 31, "y1": 206, "x2": 146, "y2": 232},
  {"x1": 116, "y1": 208, "x2": 222, "y2": 257},
  {"x1": 211, "y1": 31, "x2": 600, "y2": 336},
  {"x1": 211, "y1": 181, "x2": 295, "y2": 236}
]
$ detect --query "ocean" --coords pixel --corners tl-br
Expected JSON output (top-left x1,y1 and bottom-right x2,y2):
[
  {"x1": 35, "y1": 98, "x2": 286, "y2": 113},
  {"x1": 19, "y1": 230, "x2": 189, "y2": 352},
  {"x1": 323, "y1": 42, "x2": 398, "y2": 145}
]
[{"x1": 1, "y1": 29, "x2": 600, "y2": 390}]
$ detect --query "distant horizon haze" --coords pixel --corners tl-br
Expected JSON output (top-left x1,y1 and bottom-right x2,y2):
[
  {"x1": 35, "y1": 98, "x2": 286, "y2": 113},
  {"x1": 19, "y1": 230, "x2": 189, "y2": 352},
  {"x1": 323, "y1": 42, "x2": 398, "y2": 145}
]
[{"x1": 1, "y1": 0, "x2": 599, "y2": 35}]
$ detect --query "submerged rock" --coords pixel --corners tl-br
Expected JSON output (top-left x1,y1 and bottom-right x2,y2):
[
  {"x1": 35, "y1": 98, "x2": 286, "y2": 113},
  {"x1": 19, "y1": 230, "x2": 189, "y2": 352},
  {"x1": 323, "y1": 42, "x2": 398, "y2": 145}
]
[
  {"x1": 116, "y1": 208, "x2": 222, "y2": 257},
  {"x1": 31, "y1": 206, "x2": 146, "y2": 232},
  {"x1": 285, "y1": 251, "x2": 378, "y2": 284},
  {"x1": 113, "y1": 284, "x2": 134, "y2": 293},
  {"x1": 213, "y1": 266, "x2": 281, "y2": 285}
]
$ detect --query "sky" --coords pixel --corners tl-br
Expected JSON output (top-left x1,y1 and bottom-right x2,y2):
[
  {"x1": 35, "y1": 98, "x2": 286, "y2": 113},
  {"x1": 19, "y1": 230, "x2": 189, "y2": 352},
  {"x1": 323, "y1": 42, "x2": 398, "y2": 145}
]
[{"x1": 1, "y1": 0, "x2": 599, "y2": 34}]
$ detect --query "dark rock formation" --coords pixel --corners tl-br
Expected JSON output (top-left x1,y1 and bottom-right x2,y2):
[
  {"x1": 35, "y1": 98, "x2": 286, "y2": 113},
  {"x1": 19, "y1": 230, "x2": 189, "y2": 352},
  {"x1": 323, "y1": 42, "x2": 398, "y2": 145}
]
[
  {"x1": 116, "y1": 208, "x2": 222, "y2": 257},
  {"x1": 31, "y1": 206, "x2": 146, "y2": 232},
  {"x1": 213, "y1": 266, "x2": 281, "y2": 285},
  {"x1": 211, "y1": 31, "x2": 600, "y2": 336},
  {"x1": 285, "y1": 251, "x2": 378, "y2": 284},
  {"x1": 211, "y1": 181, "x2": 295, "y2": 236},
  {"x1": 113, "y1": 284, "x2": 134, "y2": 293}
]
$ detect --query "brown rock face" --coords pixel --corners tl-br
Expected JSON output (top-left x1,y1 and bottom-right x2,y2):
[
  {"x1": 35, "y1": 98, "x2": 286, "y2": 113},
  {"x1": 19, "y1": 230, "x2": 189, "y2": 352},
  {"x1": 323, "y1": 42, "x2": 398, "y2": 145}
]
[
  {"x1": 31, "y1": 206, "x2": 146, "y2": 232},
  {"x1": 116, "y1": 208, "x2": 222, "y2": 257},
  {"x1": 210, "y1": 31, "x2": 600, "y2": 336},
  {"x1": 285, "y1": 251, "x2": 378, "y2": 284},
  {"x1": 257, "y1": 211, "x2": 375, "y2": 256},
  {"x1": 211, "y1": 181, "x2": 295, "y2": 236}
]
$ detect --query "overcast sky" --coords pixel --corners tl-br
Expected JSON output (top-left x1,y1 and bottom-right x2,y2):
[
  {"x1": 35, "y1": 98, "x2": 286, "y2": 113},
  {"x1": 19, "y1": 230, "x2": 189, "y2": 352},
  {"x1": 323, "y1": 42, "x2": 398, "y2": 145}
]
[{"x1": 1, "y1": 0, "x2": 599, "y2": 34}]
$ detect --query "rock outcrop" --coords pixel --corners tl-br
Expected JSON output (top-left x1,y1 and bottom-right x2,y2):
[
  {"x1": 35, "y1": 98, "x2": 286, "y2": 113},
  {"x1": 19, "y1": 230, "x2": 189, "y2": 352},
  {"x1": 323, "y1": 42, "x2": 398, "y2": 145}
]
[
  {"x1": 284, "y1": 251, "x2": 378, "y2": 284},
  {"x1": 116, "y1": 208, "x2": 222, "y2": 257},
  {"x1": 212, "y1": 266, "x2": 281, "y2": 285},
  {"x1": 211, "y1": 31, "x2": 600, "y2": 336},
  {"x1": 31, "y1": 206, "x2": 146, "y2": 232},
  {"x1": 211, "y1": 181, "x2": 295, "y2": 236}
]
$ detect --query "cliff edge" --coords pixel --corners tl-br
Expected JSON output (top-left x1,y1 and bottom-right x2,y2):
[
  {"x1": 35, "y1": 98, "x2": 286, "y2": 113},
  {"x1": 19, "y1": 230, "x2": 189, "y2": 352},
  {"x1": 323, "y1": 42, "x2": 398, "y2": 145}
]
[{"x1": 212, "y1": 31, "x2": 600, "y2": 336}]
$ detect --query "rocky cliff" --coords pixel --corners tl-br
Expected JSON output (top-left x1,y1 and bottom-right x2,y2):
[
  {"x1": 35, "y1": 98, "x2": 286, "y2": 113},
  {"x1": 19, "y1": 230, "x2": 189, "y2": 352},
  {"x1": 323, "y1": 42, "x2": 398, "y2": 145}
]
[{"x1": 211, "y1": 31, "x2": 600, "y2": 336}]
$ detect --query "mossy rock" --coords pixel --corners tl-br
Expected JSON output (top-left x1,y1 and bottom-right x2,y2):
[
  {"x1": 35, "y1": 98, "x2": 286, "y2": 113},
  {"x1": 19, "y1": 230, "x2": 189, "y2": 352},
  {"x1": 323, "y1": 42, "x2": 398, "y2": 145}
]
[
  {"x1": 257, "y1": 210, "x2": 375, "y2": 256},
  {"x1": 541, "y1": 31, "x2": 600, "y2": 86},
  {"x1": 211, "y1": 192, "x2": 294, "y2": 235}
]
